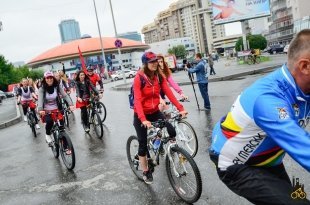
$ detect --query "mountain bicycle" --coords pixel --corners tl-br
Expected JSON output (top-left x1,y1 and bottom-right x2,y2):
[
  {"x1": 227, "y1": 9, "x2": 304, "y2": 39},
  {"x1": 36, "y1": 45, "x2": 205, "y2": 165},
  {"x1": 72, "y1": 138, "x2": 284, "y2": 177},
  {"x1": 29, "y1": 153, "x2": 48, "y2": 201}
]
[
  {"x1": 163, "y1": 99, "x2": 198, "y2": 157},
  {"x1": 126, "y1": 119, "x2": 202, "y2": 203},
  {"x1": 19, "y1": 101, "x2": 38, "y2": 137},
  {"x1": 246, "y1": 55, "x2": 261, "y2": 65},
  {"x1": 83, "y1": 95, "x2": 103, "y2": 138},
  {"x1": 46, "y1": 111, "x2": 75, "y2": 170}
]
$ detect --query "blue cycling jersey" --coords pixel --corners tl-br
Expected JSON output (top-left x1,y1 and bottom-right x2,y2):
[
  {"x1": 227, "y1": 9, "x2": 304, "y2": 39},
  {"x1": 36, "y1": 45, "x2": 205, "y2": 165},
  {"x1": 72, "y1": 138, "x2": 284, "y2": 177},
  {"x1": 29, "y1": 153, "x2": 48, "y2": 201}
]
[{"x1": 210, "y1": 64, "x2": 310, "y2": 171}]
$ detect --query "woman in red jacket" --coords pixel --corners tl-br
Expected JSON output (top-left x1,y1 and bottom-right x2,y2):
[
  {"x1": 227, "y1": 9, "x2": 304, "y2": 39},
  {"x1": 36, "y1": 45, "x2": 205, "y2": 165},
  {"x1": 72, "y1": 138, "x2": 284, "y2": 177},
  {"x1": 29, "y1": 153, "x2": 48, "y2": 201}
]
[{"x1": 133, "y1": 51, "x2": 187, "y2": 184}]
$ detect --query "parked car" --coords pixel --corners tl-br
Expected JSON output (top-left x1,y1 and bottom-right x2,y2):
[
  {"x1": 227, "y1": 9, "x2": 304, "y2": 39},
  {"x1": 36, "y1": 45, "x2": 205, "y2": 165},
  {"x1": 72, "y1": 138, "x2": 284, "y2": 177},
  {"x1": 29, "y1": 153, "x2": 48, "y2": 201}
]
[
  {"x1": 0, "y1": 91, "x2": 7, "y2": 101},
  {"x1": 111, "y1": 69, "x2": 137, "y2": 81},
  {"x1": 283, "y1": 44, "x2": 289, "y2": 54},
  {"x1": 267, "y1": 44, "x2": 284, "y2": 54},
  {"x1": 4, "y1": 92, "x2": 15, "y2": 98}
]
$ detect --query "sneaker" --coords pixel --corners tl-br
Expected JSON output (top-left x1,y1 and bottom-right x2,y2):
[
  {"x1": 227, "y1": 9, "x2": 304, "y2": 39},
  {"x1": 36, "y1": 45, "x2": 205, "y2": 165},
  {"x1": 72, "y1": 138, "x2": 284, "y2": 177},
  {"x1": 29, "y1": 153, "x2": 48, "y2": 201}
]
[
  {"x1": 45, "y1": 134, "x2": 53, "y2": 145},
  {"x1": 35, "y1": 124, "x2": 40, "y2": 129},
  {"x1": 143, "y1": 170, "x2": 153, "y2": 185},
  {"x1": 85, "y1": 127, "x2": 90, "y2": 133},
  {"x1": 23, "y1": 116, "x2": 27, "y2": 122}
]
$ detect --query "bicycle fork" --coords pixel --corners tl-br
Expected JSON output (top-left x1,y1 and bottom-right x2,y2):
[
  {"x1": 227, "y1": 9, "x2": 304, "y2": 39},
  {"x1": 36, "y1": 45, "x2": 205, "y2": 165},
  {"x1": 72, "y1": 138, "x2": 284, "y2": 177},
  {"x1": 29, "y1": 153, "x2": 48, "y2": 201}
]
[{"x1": 167, "y1": 143, "x2": 188, "y2": 178}]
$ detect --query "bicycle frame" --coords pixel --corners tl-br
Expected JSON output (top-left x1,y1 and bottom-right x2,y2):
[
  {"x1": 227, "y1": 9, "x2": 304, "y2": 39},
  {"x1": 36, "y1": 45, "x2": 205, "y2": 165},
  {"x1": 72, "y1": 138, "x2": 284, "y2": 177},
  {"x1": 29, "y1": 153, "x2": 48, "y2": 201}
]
[{"x1": 146, "y1": 120, "x2": 185, "y2": 175}]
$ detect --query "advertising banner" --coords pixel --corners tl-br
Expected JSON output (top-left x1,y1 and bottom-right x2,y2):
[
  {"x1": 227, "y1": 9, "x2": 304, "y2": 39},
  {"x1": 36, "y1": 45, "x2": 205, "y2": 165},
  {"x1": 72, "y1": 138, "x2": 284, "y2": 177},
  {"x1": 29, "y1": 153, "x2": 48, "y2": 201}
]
[{"x1": 212, "y1": 0, "x2": 271, "y2": 25}]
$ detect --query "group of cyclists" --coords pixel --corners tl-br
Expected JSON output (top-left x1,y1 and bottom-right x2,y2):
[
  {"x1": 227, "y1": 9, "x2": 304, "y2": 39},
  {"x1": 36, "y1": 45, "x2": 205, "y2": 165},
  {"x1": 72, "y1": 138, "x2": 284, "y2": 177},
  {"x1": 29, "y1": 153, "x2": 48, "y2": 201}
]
[
  {"x1": 17, "y1": 66, "x2": 104, "y2": 145},
  {"x1": 15, "y1": 29, "x2": 310, "y2": 204}
]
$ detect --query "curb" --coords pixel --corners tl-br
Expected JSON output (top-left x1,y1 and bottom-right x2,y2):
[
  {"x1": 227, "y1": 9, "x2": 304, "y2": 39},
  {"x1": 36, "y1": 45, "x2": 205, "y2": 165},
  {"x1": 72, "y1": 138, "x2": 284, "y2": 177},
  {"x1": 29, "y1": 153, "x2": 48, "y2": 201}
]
[
  {"x1": 111, "y1": 64, "x2": 281, "y2": 91},
  {"x1": 0, "y1": 102, "x2": 22, "y2": 129}
]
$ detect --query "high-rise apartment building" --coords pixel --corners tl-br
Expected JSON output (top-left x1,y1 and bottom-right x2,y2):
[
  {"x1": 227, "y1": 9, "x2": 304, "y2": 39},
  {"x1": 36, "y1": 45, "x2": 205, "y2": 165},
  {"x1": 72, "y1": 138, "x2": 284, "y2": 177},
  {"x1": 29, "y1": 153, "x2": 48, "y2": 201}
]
[
  {"x1": 59, "y1": 19, "x2": 81, "y2": 44},
  {"x1": 142, "y1": 0, "x2": 225, "y2": 54},
  {"x1": 117, "y1": 31, "x2": 142, "y2": 42},
  {"x1": 142, "y1": 22, "x2": 159, "y2": 44},
  {"x1": 265, "y1": 0, "x2": 310, "y2": 46}
]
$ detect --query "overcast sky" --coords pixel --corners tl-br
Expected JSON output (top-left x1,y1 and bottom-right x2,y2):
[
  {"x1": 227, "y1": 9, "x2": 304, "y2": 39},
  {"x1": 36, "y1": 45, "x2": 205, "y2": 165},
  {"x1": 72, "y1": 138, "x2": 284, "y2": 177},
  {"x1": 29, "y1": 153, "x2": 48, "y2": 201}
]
[{"x1": 0, "y1": 0, "x2": 241, "y2": 63}]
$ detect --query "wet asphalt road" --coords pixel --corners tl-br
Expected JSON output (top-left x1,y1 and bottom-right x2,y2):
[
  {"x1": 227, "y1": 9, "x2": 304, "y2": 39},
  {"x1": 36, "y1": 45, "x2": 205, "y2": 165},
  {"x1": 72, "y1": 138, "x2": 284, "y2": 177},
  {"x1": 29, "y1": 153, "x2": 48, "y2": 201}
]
[{"x1": 0, "y1": 72, "x2": 309, "y2": 205}]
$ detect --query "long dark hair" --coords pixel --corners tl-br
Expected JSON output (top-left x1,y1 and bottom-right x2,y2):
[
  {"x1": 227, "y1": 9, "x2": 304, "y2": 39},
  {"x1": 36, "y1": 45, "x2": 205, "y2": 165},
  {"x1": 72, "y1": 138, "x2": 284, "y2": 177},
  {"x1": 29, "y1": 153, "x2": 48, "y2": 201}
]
[
  {"x1": 141, "y1": 63, "x2": 163, "y2": 80},
  {"x1": 75, "y1": 70, "x2": 90, "y2": 83},
  {"x1": 41, "y1": 76, "x2": 58, "y2": 90}
]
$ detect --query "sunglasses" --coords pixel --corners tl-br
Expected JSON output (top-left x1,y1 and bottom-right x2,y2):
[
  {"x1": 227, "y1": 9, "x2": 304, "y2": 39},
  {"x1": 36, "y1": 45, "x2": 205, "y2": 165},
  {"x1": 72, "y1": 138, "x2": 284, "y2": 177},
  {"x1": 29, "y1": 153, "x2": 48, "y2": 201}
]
[{"x1": 46, "y1": 76, "x2": 53, "y2": 80}]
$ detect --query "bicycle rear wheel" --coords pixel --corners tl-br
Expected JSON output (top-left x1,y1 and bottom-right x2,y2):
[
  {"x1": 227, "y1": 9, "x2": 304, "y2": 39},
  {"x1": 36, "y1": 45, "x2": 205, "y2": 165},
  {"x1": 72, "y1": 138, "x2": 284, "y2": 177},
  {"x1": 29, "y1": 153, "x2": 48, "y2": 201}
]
[
  {"x1": 247, "y1": 56, "x2": 253, "y2": 65},
  {"x1": 166, "y1": 146, "x2": 202, "y2": 204},
  {"x1": 176, "y1": 120, "x2": 198, "y2": 157},
  {"x1": 256, "y1": 56, "x2": 261, "y2": 64},
  {"x1": 59, "y1": 132, "x2": 75, "y2": 170},
  {"x1": 96, "y1": 102, "x2": 107, "y2": 123},
  {"x1": 92, "y1": 113, "x2": 103, "y2": 138},
  {"x1": 126, "y1": 135, "x2": 144, "y2": 181}
]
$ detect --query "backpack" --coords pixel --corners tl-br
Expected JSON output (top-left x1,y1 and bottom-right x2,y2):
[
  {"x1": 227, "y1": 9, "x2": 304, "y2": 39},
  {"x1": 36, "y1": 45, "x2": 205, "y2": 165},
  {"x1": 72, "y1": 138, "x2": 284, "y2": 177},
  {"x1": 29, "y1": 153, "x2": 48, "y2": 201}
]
[{"x1": 128, "y1": 74, "x2": 162, "y2": 109}]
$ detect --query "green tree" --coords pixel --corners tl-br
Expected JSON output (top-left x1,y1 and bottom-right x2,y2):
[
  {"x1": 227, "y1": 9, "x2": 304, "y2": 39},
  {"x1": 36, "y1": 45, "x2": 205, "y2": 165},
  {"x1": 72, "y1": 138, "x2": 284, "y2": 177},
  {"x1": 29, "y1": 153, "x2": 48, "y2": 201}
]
[
  {"x1": 235, "y1": 34, "x2": 267, "y2": 51},
  {"x1": 0, "y1": 55, "x2": 44, "y2": 91},
  {"x1": 168, "y1": 45, "x2": 187, "y2": 59},
  {"x1": 0, "y1": 55, "x2": 15, "y2": 91}
]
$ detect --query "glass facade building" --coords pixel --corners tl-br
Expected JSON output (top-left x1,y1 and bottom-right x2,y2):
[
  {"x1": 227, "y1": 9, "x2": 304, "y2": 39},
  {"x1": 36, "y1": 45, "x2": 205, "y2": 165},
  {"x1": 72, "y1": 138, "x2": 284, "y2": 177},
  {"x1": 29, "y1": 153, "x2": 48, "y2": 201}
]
[
  {"x1": 59, "y1": 19, "x2": 81, "y2": 44},
  {"x1": 117, "y1": 31, "x2": 142, "y2": 42}
]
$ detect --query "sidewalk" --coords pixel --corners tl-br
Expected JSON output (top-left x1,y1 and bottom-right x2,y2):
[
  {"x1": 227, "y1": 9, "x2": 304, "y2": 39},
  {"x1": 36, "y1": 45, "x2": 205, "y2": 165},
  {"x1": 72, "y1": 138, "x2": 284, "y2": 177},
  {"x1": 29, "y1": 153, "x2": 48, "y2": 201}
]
[
  {"x1": 0, "y1": 98, "x2": 22, "y2": 129},
  {"x1": 112, "y1": 54, "x2": 287, "y2": 91}
]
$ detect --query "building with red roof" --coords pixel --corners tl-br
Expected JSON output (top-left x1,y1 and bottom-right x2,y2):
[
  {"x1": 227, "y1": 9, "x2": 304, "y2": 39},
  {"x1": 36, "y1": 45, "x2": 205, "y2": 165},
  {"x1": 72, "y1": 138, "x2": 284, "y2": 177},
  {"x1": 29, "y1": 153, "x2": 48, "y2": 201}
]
[{"x1": 27, "y1": 36, "x2": 149, "y2": 77}]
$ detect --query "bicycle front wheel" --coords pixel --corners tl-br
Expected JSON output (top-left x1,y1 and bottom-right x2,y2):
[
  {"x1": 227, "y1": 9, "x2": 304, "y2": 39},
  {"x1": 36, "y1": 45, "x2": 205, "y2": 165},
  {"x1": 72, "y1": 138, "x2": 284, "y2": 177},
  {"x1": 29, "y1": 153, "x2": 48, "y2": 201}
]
[
  {"x1": 59, "y1": 132, "x2": 75, "y2": 170},
  {"x1": 51, "y1": 132, "x2": 59, "y2": 158},
  {"x1": 92, "y1": 113, "x2": 103, "y2": 138},
  {"x1": 97, "y1": 102, "x2": 107, "y2": 123},
  {"x1": 64, "y1": 110, "x2": 70, "y2": 128},
  {"x1": 126, "y1": 135, "x2": 144, "y2": 181},
  {"x1": 28, "y1": 113, "x2": 37, "y2": 138},
  {"x1": 166, "y1": 146, "x2": 202, "y2": 204},
  {"x1": 176, "y1": 120, "x2": 198, "y2": 157}
]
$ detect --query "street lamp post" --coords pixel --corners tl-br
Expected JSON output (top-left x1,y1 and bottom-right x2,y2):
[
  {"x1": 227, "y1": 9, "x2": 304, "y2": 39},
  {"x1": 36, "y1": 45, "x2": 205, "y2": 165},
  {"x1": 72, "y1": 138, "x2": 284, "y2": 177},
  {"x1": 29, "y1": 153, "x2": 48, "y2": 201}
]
[
  {"x1": 92, "y1": 0, "x2": 109, "y2": 77},
  {"x1": 108, "y1": 0, "x2": 126, "y2": 84}
]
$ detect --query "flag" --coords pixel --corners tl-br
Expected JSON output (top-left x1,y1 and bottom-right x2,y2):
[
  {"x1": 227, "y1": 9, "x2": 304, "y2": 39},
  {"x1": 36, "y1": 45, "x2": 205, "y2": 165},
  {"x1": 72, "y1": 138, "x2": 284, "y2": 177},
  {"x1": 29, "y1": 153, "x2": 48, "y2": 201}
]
[{"x1": 78, "y1": 46, "x2": 87, "y2": 73}]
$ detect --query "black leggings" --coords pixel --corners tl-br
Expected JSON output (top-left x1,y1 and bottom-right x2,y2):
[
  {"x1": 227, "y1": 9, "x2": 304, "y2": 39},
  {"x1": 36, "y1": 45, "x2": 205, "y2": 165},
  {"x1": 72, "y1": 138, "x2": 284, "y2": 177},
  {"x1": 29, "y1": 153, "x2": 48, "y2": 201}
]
[
  {"x1": 133, "y1": 111, "x2": 176, "y2": 156},
  {"x1": 22, "y1": 105, "x2": 38, "y2": 124},
  {"x1": 45, "y1": 114, "x2": 64, "y2": 135},
  {"x1": 80, "y1": 106, "x2": 89, "y2": 128},
  {"x1": 209, "y1": 153, "x2": 310, "y2": 205}
]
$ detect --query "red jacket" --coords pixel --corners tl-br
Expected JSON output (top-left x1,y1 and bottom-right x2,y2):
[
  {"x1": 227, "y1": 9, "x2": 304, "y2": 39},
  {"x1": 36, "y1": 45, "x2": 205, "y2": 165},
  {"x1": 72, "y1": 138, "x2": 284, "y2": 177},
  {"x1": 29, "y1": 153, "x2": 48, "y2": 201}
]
[
  {"x1": 134, "y1": 72, "x2": 184, "y2": 122},
  {"x1": 88, "y1": 73, "x2": 103, "y2": 89}
]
